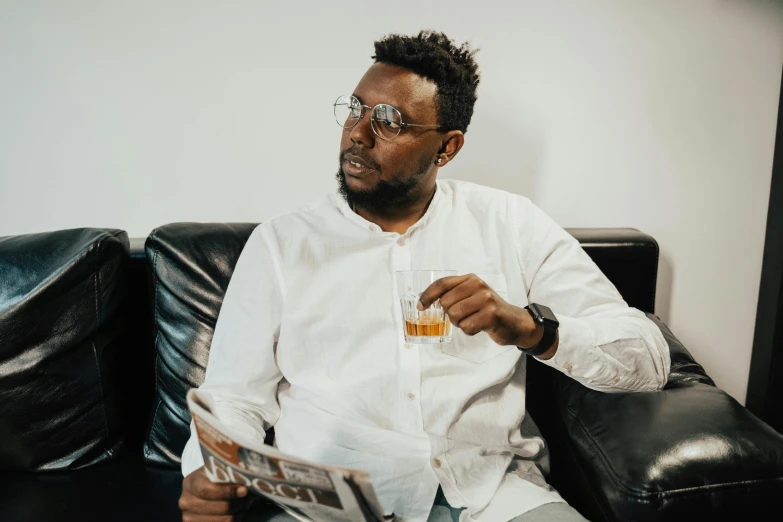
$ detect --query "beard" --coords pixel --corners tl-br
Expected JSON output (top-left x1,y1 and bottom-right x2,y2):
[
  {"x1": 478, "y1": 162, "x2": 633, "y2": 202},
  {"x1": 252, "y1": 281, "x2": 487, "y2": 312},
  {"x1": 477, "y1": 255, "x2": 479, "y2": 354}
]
[{"x1": 336, "y1": 148, "x2": 432, "y2": 214}]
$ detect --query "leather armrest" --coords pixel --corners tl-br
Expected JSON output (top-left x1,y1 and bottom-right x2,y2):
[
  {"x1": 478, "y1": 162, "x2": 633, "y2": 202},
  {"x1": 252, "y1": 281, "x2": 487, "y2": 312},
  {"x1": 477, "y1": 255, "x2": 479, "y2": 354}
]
[{"x1": 550, "y1": 317, "x2": 783, "y2": 521}]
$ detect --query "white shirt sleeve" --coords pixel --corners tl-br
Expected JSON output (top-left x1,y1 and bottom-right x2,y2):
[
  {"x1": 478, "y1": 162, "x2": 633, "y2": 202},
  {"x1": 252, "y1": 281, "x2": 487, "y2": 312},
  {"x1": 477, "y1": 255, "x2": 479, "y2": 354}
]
[
  {"x1": 180, "y1": 225, "x2": 286, "y2": 476},
  {"x1": 512, "y1": 197, "x2": 671, "y2": 393}
]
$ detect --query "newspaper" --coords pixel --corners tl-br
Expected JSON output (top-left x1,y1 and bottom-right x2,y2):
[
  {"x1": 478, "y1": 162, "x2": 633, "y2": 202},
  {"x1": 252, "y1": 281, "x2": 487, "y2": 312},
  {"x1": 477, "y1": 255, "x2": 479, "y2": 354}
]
[{"x1": 187, "y1": 389, "x2": 394, "y2": 522}]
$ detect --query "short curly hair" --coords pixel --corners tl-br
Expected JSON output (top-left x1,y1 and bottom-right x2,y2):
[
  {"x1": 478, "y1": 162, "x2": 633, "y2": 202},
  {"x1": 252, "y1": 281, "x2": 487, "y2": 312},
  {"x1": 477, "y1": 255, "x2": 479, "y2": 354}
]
[{"x1": 373, "y1": 30, "x2": 480, "y2": 134}]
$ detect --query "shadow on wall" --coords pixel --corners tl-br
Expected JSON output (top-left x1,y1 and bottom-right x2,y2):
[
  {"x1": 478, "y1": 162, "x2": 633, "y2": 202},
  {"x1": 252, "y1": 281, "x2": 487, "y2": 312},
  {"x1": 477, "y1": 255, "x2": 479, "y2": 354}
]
[{"x1": 655, "y1": 248, "x2": 674, "y2": 324}]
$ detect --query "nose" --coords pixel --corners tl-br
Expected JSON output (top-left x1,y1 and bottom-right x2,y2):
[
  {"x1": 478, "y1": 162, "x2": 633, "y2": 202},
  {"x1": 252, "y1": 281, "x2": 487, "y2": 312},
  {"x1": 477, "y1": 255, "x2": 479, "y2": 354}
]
[{"x1": 349, "y1": 109, "x2": 375, "y2": 148}]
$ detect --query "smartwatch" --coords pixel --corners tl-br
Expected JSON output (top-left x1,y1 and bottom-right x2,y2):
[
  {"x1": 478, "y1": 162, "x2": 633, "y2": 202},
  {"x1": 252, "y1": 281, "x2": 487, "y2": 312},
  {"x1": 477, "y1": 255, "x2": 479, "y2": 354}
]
[{"x1": 520, "y1": 303, "x2": 559, "y2": 357}]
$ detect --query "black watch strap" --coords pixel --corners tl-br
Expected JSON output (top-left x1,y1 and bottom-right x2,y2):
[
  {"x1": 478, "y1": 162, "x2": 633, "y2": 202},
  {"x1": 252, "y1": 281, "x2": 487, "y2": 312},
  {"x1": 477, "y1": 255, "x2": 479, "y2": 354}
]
[
  {"x1": 521, "y1": 324, "x2": 557, "y2": 357},
  {"x1": 520, "y1": 304, "x2": 559, "y2": 357}
]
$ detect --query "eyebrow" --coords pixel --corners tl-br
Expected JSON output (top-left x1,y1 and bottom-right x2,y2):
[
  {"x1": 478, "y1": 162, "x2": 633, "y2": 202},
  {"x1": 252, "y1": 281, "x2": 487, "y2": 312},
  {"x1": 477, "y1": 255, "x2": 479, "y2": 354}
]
[{"x1": 352, "y1": 93, "x2": 414, "y2": 121}]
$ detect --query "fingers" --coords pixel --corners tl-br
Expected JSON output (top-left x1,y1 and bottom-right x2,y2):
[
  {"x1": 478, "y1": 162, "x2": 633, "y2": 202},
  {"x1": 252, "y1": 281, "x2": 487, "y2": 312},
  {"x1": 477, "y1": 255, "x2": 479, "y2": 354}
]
[
  {"x1": 442, "y1": 293, "x2": 488, "y2": 325},
  {"x1": 418, "y1": 273, "x2": 509, "y2": 339},
  {"x1": 437, "y1": 276, "x2": 499, "y2": 320},
  {"x1": 437, "y1": 275, "x2": 504, "y2": 335},
  {"x1": 184, "y1": 469, "x2": 248, "y2": 501},
  {"x1": 418, "y1": 274, "x2": 471, "y2": 310},
  {"x1": 180, "y1": 467, "x2": 251, "y2": 521},
  {"x1": 456, "y1": 308, "x2": 497, "y2": 336}
]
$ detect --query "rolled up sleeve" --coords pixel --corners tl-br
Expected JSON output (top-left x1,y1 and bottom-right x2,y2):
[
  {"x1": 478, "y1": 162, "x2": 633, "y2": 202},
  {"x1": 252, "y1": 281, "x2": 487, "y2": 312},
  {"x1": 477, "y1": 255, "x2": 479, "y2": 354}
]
[{"x1": 512, "y1": 197, "x2": 670, "y2": 392}]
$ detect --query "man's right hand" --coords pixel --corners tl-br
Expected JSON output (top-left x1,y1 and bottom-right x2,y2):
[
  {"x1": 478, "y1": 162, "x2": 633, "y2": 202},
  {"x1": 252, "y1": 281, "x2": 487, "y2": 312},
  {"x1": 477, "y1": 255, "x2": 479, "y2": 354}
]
[{"x1": 179, "y1": 466, "x2": 251, "y2": 522}]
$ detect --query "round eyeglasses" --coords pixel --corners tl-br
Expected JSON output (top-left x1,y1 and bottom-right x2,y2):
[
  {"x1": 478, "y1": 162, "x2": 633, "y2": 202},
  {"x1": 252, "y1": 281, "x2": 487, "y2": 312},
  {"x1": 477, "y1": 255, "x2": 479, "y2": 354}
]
[{"x1": 333, "y1": 95, "x2": 441, "y2": 141}]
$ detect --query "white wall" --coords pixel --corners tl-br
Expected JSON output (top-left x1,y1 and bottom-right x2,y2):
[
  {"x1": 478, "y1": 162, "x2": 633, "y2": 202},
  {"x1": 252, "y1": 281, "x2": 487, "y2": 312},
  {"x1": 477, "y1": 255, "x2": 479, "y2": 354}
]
[{"x1": 1, "y1": 0, "x2": 781, "y2": 404}]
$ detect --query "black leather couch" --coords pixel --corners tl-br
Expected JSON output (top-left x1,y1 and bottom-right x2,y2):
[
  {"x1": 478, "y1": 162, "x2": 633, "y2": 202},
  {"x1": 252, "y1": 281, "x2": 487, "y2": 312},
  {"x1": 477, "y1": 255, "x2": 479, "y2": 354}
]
[{"x1": 1, "y1": 224, "x2": 781, "y2": 522}]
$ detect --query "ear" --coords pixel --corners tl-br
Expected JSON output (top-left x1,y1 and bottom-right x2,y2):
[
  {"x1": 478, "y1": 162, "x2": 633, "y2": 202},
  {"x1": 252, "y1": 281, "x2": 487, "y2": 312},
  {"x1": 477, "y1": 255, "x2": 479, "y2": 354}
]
[{"x1": 434, "y1": 131, "x2": 465, "y2": 168}]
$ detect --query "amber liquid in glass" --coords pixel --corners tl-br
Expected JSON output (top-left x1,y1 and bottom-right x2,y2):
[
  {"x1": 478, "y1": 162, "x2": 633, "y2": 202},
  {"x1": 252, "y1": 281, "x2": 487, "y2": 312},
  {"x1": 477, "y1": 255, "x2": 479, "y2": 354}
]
[{"x1": 404, "y1": 316, "x2": 451, "y2": 336}]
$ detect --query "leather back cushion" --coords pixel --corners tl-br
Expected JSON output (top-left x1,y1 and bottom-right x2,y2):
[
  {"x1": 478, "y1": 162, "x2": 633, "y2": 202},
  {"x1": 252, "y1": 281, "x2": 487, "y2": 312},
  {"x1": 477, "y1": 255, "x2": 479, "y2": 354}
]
[
  {"x1": 0, "y1": 228, "x2": 130, "y2": 470},
  {"x1": 143, "y1": 223, "x2": 704, "y2": 467},
  {"x1": 566, "y1": 228, "x2": 658, "y2": 314},
  {"x1": 143, "y1": 223, "x2": 258, "y2": 466}
]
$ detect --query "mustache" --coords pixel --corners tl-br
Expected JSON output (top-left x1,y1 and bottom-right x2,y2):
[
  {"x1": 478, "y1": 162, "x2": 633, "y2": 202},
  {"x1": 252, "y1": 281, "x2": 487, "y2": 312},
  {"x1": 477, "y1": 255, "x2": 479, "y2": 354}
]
[{"x1": 339, "y1": 147, "x2": 380, "y2": 172}]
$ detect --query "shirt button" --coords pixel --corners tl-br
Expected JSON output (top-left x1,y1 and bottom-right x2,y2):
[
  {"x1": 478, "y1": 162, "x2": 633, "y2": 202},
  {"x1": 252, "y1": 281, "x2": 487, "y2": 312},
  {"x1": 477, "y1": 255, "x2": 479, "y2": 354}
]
[
  {"x1": 432, "y1": 458, "x2": 441, "y2": 468},
  {"x1": 369, "y1": 225, "x2": 375, "y2": 232},
  {"x1": 612, "y1": 377, "x2": 620, "y2": 384},
  {"x1": 407, "y1": 392, "x2": 416, "y2": 400},
  {"x1": 397, "y1": 238, "x2": 406, "y2": 246}
]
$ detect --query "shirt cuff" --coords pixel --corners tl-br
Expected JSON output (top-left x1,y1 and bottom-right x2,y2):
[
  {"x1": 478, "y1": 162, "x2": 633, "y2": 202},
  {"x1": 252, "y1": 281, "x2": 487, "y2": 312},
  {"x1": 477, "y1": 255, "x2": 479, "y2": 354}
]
[
  {"x1": 534, "y1": 314, "x2": 662, "y2": 391},
  {"x1": 535, "y1": 314, "x2": 594, "y2": 378}
]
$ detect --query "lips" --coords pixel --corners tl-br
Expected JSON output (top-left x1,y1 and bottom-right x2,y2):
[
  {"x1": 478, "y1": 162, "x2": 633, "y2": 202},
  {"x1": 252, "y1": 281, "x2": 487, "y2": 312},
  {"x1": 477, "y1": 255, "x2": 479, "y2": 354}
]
[{"x1": 343, "y1": 152, "x2": 378, "y2": 177}]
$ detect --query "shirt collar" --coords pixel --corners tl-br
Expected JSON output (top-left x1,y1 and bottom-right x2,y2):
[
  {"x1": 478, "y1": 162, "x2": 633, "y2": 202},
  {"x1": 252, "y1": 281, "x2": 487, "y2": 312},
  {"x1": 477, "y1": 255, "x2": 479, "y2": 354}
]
[{"x1": 331, "y1": 180, "x2": 444, "y2": 236}]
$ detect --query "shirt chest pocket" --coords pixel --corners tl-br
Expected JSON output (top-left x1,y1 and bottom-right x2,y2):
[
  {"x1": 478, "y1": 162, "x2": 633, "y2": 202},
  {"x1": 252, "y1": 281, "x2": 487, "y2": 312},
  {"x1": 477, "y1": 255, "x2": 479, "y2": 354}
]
[{"x1": 441, "y1": 273, "x2": 518, "y2": 363}]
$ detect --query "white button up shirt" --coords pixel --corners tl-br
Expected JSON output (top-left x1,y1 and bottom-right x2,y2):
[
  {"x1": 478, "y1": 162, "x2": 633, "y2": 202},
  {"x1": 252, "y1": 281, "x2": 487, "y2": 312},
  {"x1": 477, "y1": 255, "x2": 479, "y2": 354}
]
[{"x1": 181, "y1": 179, "x2": 671, "y2": 521}]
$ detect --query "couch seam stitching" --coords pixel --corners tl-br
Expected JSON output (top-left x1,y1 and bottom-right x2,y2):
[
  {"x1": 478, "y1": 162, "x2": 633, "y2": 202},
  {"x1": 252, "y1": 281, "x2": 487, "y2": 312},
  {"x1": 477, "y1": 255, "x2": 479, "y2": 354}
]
[
  {"x1": 641, "y1": 476, "x2": 783, "y2": 499},
  {"x1": 563, "y1": 418, "x2": 614, "y2": 520},
  {"x1": 575, "y1": 412, "x2": 644, "y2": 498},
  {"x1": 558, "y1": 384, "x2": 614, "y2": 521},
  {"x1": 92, "y1": 340, "x2": 112, "y2": 459},
  {"x1": 93, "y1": 234, "x2": 112, "y2": 459},
  {"x1": 145, "y1": 234, "x2": 163, "y2": 459}
]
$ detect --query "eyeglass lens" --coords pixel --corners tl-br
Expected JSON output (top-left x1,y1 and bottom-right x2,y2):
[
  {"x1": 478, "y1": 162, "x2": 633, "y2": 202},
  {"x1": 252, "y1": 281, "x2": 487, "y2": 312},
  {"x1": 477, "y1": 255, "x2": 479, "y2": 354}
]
[{"x1": 334, "y1": 95, "x2": 403, "y2": 140}]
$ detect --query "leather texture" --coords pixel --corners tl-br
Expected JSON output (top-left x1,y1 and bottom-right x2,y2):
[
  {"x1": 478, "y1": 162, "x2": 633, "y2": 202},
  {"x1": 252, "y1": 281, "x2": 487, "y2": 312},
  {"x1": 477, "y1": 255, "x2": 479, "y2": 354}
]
[
  {"x1": 140, "y1": 223, "x2": 783, "y2": 521},
  {"x1": 1, "y1": 223, "x2": 781, "y2": 522},
  {"x1": 0, "y1": 455, "x2": 183, "y2": 522},
  {"x1": 0, "y1": 228, "x2": 130, "y2": 470},
  {"x1": 143, "y1": 222, "x2": 258, "y2": 466},
  {"x1": 141, "y1": 225, "x2": 665, "y2": 469},
  {"x1": 566, "y1": 381, "x2": 783, "y2": 521},
  {"x1": 529, "y1": 313, "x2": 783, "y2": 522},
  {"x1": 654, "y1": 314, "x2": 715, "y2": 389},
  {"x1": 567, "y1": 228, "x2": 658, "y2": 314}
]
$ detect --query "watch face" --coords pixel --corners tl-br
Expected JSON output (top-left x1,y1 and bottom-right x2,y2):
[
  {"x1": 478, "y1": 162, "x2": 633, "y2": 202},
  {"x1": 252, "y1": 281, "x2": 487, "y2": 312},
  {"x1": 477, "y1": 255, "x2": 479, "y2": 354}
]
[
  {"x1": 529, "y1": 304, "x2": 544, "y2": 324},
  {"x1": 531, "y1": 303, "x2": 559, "y2": 329}
]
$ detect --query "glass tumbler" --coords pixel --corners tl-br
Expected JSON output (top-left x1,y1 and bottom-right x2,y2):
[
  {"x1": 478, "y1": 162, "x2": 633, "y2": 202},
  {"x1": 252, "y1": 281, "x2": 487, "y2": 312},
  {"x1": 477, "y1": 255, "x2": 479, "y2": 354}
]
[{"x1": 396, "y1": 270, "x2": 456, "y2": 344}]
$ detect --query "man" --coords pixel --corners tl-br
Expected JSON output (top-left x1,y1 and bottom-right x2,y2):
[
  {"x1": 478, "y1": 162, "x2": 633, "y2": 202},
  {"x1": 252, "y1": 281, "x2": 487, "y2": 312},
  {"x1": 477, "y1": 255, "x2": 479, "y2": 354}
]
[{"x1": 178, "y1": 31, "x2": 670, "y2": 522}]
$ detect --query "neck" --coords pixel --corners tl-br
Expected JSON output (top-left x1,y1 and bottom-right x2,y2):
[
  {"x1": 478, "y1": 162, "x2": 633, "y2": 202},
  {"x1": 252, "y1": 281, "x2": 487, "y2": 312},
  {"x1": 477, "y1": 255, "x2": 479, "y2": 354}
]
[{"x1": 354, "y1": 183, "x2": 437, "y2": 234}]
